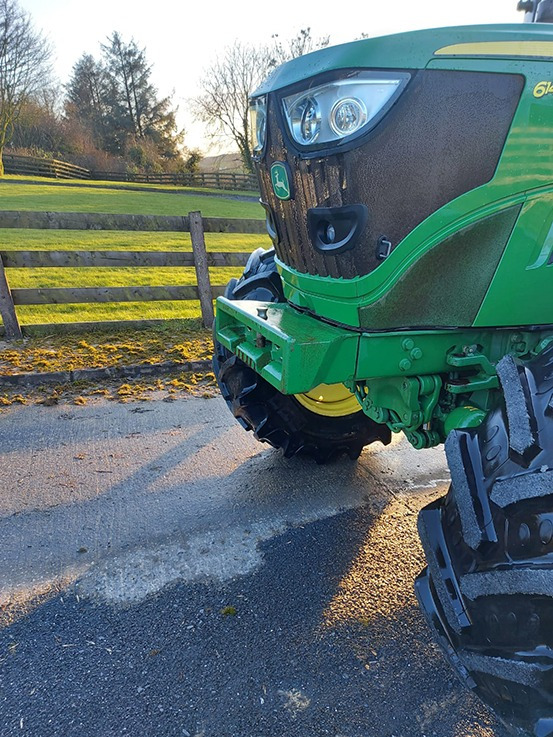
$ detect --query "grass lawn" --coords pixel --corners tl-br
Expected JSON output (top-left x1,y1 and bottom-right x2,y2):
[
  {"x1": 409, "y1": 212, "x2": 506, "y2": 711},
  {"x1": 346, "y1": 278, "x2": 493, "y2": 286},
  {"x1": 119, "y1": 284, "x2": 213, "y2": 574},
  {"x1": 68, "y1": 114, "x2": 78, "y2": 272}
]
[
  {"x1": 0, "y1": 177, "x2": 270, "y2": 325},
  {"x1": 9, "y1": 266, "x2": 242, "y2": 288},
  {"x1": 0, "y1": 179, "x2": 263, "y2": 219},
  {"x1": 8, "y1": 265, "x2": 244, "y2": 324},
  {"x1": 1, "y1": 173, "x2": 259, "y2": 199},
  {"x1": 13, "y1": 301, "x2": 208, "y2": 324}
]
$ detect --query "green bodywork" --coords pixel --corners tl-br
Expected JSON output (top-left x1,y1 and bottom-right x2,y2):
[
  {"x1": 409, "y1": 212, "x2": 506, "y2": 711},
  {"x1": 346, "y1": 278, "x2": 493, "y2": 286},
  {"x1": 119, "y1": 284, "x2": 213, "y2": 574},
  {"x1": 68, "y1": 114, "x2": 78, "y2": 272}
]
[{"x1": 215, "y1": 24, "x2": 553, "y2": 448}]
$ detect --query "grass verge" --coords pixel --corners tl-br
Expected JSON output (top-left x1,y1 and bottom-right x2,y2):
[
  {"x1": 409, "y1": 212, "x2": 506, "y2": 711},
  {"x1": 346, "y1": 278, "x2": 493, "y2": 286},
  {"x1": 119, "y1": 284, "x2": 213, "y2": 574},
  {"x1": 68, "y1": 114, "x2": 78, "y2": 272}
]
[
  {"x1": 0, "y1": 322, "x2": 212, "y2": 374},
  {"x1": 0, "y1": 370, "x2": 218, "y2": 408},
  {"x1": 0, "y1": 322, "x2": 218, "y2": 406}
]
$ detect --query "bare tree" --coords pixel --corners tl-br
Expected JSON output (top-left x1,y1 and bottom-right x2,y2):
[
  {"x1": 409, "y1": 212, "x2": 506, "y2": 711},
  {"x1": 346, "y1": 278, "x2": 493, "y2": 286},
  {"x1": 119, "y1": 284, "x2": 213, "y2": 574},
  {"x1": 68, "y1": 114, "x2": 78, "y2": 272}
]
[
  {"x1": 194, "y1": 41, "x2": 271, "y2": 173},
  {"x1": 0, "y1": 0, "x2": 52, "y2": 175},
  {"x1": 270, "y1": 27, "x2": 330, "y2": 66},
  {"x1": 195, "y1": 30, "x2": 329, "y2": 173}
]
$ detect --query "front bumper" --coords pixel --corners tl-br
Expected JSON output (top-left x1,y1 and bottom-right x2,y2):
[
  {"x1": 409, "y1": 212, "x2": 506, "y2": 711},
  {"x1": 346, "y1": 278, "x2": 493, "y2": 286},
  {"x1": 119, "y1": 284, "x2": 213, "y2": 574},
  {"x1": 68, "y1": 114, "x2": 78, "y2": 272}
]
[
  {"x1": 215, "y1": 297, "x2": 359, "y2": 395},
  {"x1": 215, "y1": 297, "x2": 492, "y2": 397}
]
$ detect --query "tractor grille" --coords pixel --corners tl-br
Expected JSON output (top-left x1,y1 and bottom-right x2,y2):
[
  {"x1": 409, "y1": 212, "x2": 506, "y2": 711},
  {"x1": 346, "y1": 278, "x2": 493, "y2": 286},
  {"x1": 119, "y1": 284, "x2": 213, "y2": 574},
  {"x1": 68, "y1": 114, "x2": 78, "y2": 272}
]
[{"x1": 257, "y1": 68, "x2": 524, "y2": 279}]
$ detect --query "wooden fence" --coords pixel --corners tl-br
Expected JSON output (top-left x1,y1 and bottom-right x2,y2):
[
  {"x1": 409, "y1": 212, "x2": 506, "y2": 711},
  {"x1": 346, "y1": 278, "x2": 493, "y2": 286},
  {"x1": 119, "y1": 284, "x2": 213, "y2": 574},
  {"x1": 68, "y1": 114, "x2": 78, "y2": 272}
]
[
  {"x1": 0, "y1": 210, "x2": 266, "y2": 340},
  {"x1": 3, "y1": 153, "x2": 91, "y2": 180},
  {"x1": 91, "y1": 170, "x2": 259, "y2": 191},
  {"x1": 3, "y1": 153, "x2": 258, "y2": 191}
]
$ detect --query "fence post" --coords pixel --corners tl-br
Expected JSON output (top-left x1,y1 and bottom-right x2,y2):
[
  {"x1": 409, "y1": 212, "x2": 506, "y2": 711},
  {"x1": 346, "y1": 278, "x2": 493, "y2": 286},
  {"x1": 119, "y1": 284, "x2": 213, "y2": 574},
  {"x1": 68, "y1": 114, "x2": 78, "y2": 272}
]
[
  {"x1": 189, "y1": 211, "x2": 215, "y2": 329},
  {"x1": 0, "y1": 255, "x2": 22, "y2": 340}
]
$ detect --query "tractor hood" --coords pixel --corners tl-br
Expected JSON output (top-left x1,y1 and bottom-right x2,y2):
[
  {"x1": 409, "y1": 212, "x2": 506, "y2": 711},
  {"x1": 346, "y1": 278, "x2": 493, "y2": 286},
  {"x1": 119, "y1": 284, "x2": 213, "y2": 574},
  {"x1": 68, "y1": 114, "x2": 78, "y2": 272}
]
[{"x1": 253, "y1": 24, "x2": 553, "y2": 96}]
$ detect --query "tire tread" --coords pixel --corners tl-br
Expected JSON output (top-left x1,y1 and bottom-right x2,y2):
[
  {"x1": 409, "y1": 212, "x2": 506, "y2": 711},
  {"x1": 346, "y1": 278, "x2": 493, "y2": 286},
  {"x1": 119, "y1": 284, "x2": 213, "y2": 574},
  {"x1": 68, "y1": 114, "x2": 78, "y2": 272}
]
[{"x1": 417, "y1": 343, "x2": 553, "y2": 735}]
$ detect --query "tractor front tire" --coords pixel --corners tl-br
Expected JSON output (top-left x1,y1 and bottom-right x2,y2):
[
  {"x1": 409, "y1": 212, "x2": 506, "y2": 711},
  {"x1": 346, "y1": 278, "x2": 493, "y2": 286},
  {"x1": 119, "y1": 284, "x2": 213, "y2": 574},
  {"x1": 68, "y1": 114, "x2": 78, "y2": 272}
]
[
  {"x1": 213, "y1": 247, "x2": 390, "y2": 464},
  {"x1": 417, "y1": 343, "x2": 553, "y2": 736}
]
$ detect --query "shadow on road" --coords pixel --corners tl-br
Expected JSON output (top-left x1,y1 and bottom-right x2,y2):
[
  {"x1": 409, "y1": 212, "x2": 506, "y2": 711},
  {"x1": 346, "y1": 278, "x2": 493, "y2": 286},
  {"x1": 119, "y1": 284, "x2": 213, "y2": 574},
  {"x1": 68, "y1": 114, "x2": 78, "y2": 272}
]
[
  {"x1": 0, "y1": 398, "x2": 508, "y2": 736},
  {"x1": 0, "y1": 493, "x2": 506, "y2": 737}
]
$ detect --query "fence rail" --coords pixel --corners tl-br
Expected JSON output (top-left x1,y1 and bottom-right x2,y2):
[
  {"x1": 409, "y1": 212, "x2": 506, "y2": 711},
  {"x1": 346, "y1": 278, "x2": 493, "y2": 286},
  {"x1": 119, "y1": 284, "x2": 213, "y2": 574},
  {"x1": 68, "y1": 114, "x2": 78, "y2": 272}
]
[
  {"x1": 3, "y1": 153, "x2": 259, "y2": 191},
  {"x1": 0, "y1": 210, "x2": 264, "y2": 340},
  {"x1": 0, "y1": 211, "x2": 267, "y2": 233},
  {"x1": 10, "y1": 285, "x2": 228, "y2": 305},
  {"x1": 0, "y1": 251, "x2": 252, "y2": 268}
]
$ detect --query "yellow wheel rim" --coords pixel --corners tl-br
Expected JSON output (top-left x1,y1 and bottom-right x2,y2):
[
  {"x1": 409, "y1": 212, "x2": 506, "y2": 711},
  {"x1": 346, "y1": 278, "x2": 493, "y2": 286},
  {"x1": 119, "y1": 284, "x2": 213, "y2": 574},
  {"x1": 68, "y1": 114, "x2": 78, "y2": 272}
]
[{"x1": 294, "y1": 383, "x2": 361, "y2": 418}]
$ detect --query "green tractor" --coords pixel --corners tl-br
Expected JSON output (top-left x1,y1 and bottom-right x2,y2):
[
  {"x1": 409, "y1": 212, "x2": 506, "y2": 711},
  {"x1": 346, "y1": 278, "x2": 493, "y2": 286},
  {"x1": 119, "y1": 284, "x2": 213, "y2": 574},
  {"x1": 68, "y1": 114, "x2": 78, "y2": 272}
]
[{"x1": 213, "y1": 2, "x2": 553, "y2": 733}]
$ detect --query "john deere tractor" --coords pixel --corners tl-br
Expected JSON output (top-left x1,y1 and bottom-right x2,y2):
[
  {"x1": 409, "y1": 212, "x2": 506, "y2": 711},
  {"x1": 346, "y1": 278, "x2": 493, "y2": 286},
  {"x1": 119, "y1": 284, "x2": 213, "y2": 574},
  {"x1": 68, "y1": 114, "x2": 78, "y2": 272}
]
[{"x1": 213, "y1": 2, "x2": 553, "y2": 733}]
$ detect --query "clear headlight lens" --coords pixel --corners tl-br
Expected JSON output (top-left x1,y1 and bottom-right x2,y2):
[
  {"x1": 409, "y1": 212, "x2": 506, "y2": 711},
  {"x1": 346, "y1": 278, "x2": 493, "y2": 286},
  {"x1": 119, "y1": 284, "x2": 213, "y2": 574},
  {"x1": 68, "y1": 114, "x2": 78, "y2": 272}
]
[
  {"x1": 282, "y1": 72, "x2": 409, "y2": 148},
  {"x1": 330, "y1": 97, "x2": 367, "y2": 136},
  {"x1": 290, "y1": 96, "x2": 321, "y2": 144},
  {"x1": 249, "y1": 95, "x2": 267, "y2": 155}
]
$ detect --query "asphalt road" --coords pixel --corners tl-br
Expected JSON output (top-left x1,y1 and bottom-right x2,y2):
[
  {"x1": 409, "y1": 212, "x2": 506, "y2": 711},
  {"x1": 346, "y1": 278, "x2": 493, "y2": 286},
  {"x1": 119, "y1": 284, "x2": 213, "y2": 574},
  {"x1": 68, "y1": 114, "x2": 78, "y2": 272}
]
[{"x1": 0, "y1": 396, "x2": 508, "y2": 737}]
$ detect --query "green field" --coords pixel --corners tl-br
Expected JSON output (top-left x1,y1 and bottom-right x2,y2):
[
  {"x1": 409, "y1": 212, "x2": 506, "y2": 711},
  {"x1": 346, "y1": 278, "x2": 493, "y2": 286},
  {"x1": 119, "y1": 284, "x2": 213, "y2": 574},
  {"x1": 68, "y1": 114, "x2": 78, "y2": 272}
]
[
  {"x1": 0, "y1": 180, "x2": 262, "y2": 218},
  {"x1": 0, "y1": 177, "x2": 269, "y2": 325},
  {"x1": 2, "y1": 174, "x2": 259, "y2": 199}
]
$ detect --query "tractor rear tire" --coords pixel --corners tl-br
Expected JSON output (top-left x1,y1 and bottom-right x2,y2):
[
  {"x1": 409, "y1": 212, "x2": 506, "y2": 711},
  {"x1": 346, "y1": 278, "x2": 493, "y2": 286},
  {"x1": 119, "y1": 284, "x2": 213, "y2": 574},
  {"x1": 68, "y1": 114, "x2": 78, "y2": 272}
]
[
  {"x1": 212, "y1": 247, "x2": 390, "y2": 464},
  {"x1": 417, "y1": 343, "x2": 553, "y2": 736}
]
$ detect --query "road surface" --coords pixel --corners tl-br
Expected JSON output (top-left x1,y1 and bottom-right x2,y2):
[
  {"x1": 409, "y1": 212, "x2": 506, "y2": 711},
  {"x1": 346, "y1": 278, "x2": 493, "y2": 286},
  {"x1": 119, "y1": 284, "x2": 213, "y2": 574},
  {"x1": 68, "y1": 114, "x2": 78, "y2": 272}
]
[{"x1": 0, "y1": 396, "x2": 507, "y2": 737}]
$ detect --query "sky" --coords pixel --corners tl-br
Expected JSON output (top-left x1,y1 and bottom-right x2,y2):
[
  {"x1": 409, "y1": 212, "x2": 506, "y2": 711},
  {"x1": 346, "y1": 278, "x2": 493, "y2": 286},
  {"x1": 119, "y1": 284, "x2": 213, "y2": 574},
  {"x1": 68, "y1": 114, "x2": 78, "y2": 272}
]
[{"x1": 19, "y1": 0, "x2": 521, "y2": 155}]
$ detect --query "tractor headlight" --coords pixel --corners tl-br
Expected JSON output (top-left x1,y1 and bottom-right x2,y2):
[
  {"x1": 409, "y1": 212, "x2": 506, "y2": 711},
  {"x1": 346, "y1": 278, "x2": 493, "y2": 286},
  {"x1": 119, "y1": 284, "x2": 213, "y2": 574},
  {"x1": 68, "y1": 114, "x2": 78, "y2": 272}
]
[
  {"x1": 249, "y1": 95, "x2": 267, "y2": 156},
  {"x1": 329, "y1": 97, "x2": 367, "y2": 137},
  {"x1": 282, "y1": 71, "x2": 410, "y2": 150},
  {"x1": 290, "y1": 96, "x2": 322, "y2": 145}
]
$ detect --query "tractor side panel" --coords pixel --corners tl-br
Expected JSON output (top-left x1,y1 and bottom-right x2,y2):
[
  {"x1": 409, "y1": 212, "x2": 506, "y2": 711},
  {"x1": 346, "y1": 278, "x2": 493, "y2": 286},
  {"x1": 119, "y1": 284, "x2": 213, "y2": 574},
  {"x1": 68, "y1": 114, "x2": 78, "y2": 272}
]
[
  {"x1": 259, "y1": 69, "x2": 524, "y2": 280},
  {"x1": 357, "y1": 206, "x2": 521, "y2": 329},
  {"x1": 474, "y1": 194, "x2": 553, "y2": 327}
]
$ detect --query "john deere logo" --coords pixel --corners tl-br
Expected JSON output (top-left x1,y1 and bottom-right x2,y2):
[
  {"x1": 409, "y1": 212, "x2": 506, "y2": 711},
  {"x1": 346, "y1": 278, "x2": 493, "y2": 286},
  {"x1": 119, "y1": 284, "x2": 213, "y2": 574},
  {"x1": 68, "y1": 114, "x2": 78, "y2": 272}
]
[{"x1": 271, "y1": 162, "x2": 292, "y2": 201}]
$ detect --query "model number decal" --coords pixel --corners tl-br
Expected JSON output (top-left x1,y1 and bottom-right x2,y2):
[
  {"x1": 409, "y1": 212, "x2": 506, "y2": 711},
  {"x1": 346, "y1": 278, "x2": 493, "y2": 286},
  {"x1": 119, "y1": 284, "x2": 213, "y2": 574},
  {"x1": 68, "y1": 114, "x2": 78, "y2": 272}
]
[{"x1": 533, "y1": 81, "x2": 553, "y2": 99}]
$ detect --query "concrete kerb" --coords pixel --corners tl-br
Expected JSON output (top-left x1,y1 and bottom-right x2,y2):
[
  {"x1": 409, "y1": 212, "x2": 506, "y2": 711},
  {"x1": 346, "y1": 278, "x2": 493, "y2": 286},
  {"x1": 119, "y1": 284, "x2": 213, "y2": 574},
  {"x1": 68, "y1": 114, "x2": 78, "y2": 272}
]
[{"x1": 0, "y1": 359, "x2": 212, "y2": 389}]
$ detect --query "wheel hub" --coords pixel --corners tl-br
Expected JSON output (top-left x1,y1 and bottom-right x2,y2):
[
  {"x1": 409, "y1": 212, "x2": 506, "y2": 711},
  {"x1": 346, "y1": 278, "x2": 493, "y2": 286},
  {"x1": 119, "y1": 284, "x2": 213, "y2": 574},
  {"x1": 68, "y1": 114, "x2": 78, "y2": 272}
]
[{"x1": 294, "y1": 383, "x2": 362, "y2": 417}]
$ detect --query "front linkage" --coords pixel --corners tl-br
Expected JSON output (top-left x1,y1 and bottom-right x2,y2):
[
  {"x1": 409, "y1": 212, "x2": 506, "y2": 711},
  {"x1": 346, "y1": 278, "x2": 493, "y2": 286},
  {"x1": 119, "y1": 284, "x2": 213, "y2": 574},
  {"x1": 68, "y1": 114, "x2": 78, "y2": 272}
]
[{"x1": 351, "y1": 331, "x2": 553, "y2": 448}]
